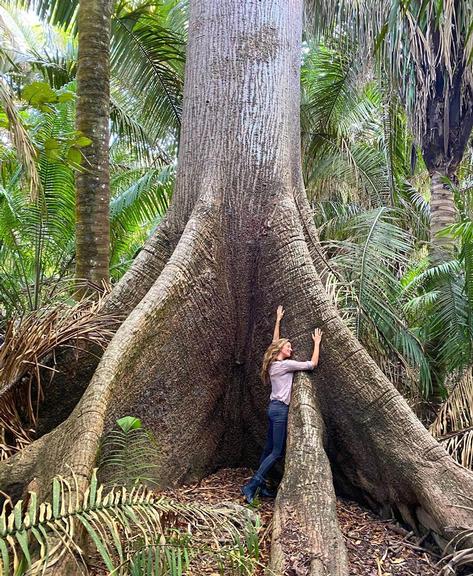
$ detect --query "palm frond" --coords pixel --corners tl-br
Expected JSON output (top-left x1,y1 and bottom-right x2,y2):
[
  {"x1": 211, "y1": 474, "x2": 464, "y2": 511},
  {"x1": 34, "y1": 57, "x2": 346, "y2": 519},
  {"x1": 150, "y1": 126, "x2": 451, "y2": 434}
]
[
  {"x1": 430, "y1": 369, "x2": 473, "y2": 470},
  {"x1": 0, "y1": 3, "x2": 77, "y2": 87},
  {"x1": 16, "y1": 0, "x2": 78, "y2": 29},
  {"x1": 301, "y1": 42, "x2": 409, "y2": 209},
  {"x1": 109, "y1": 165, "x2": 174, "y2": 276},
  {"x1": 0, "y1": 469, "x2": 260, "y2": 575},
  {"x1": 433, "y1": 277, "x2": 471, "y2": 374},
  {"x1": 439, "y1": 522, "x2": 473, "y2": 576},
  {"x1": 0, "y1": 78, "x2": 40, "y2": 201},
  {"x1": 304, "y1": 0, "x2": 473, "y2": 147},
  {"x1": 321, "y1": 205, "x2": 432, "y2": 394},
  {"x1": 98, "y1": 416, "x2": 161, "y2": 488},
  {"x1": 0, "y1": 295, "x2": 121, "y2": 458},
  {"x1": 109, "y1": 97, "x2": 172, "y2": 165},
  {"x1": 110, "y1": 8, "x2": 184, "y2": 147}
]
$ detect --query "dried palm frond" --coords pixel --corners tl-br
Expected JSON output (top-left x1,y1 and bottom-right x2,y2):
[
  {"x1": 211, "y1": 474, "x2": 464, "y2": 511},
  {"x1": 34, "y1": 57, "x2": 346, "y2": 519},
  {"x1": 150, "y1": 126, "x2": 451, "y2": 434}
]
[
  {"x1": 438, "y1": 500, "x2": 473, "y2": 576},
  {"x1": 430, "y1": 369, "x2": 473, "y2": 469},
  {"x1": 0, "y1": 294, "x2": 122, "y2": 458},
  {"x1": 430, "y1": 370, "x2": 473, "y2": 436},
  {"x1": 0, "y1": 78, "x2": 41, "y2": 202},
  {"x1": 437, "y1": 429, "x2": 473, "y2": 470},
  {"x1": 0, "y1": 469, "x2": 261, "y2": 575}
]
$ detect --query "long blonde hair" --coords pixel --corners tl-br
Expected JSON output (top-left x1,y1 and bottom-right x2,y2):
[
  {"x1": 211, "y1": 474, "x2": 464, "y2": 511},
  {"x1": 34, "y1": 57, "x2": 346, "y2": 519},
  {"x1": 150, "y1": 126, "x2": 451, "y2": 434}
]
[{"x1": 260, "y1": 338, "x2": 289, "y2": 383}]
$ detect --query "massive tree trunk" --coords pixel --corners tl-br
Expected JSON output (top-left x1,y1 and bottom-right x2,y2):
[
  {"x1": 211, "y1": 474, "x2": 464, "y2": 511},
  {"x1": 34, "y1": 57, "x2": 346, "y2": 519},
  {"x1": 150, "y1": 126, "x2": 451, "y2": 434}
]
[
  {"x1": 1, "y1": 1, "x2": 473, "y2": 574},
  {"x1": 75, "y1": 0, "x2": 113, "y2": 291}
]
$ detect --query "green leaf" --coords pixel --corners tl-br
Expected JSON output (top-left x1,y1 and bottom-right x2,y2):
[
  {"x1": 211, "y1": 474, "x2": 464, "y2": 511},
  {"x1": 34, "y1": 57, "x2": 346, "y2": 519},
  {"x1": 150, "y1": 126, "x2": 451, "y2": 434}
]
[
  {"x1": 15, "y1": 530, "x2": 31, "y2": 567},
  {"x1": 0, "y1": 537, "x2": 10, "y2": 574},
  {"x1": 45, "y1": 146, "x2": 62, "y2": 161},
  {"x1": 66, "y1": 147, "x2": 82, "y2": 166},
  {"x1": 22, "y1": 82, "x2": 58, "y2": 108},
  {"x1": 57, "y1": 91, "x2": 75, "y2": 103},
  {"x1": 13, "y1": 500, "x2": 23, "y2": 531},
  {"x1": 74, "y1": 135, "x2": 93, "y2": 148},
  {"x1": 117, "y1": 416, "x2": 142, "y2": 433},
  {"x1": 76, "y1": 515, "x2": 115, "y2": 571},
  {"x1": 44, "y1": 138, "x2": 61, "y2": 151}
]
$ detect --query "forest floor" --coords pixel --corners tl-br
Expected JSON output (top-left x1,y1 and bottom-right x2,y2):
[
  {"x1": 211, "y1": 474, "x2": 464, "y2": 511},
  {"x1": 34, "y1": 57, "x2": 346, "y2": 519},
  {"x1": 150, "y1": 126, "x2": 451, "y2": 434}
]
[
  {"x1": 163, "y1": 467, "x2": 442, "y2": 576},
  {"x1": 89, "y1": 466, "x2": 444, "y2": 575}
]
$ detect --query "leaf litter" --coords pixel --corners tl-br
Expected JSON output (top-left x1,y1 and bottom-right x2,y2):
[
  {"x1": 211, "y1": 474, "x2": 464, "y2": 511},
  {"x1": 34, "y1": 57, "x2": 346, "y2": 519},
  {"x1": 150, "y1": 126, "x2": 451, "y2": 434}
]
[{"x1": 89, "y1": 467, "x2": 443, "y2": 575}]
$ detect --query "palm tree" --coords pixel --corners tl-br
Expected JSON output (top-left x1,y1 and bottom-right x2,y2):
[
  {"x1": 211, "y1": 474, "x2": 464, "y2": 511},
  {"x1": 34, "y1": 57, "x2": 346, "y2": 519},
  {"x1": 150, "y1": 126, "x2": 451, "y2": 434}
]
[
  {"x1": 312, "y1": 0, "x2": 473, "y2": 261},
  {"x1": 74, "y1": 0, "x2": 113, "y2": 293},
  {"x1": 0, "y1": 81, "x2": 173, "y2": 316},
  {"x1": 0, "y1": 1, "x2": 182, "y2": 310},
  {"x1": 3, "y1": 0, "x2": 184, "y2": 294}
]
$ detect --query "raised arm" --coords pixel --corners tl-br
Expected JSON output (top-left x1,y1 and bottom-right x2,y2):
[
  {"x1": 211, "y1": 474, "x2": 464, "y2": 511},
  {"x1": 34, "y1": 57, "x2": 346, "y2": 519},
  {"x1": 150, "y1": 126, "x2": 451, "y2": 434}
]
[
  {"x1": 272, "y1": 305, "x2": 285, "y2": 342},
  {"x1": 311, "y1": 328, "x2": 323, "y2": 366},
  {"x1": 275, "y1": 329, "x2": 324, "y2": 374}
]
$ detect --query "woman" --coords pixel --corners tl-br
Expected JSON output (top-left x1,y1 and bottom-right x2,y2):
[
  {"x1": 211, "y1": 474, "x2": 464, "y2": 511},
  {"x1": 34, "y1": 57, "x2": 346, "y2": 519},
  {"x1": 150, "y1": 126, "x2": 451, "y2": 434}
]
[{"x1": 241, "y1": 305, "x2": 323, "y2": 504}]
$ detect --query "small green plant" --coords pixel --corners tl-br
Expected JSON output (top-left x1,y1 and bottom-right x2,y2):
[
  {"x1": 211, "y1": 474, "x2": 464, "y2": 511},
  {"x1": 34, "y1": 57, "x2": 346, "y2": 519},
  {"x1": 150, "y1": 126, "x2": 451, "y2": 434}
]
[
  {"x1": 125, "y1": 529, "x2": 192, "y2": 576},
  {"x1": 0, "y1": 469, "x2": 261, "y2": 575},
  {"x1": 98, "y1": 416, "x2": 161, "y2": 488}
]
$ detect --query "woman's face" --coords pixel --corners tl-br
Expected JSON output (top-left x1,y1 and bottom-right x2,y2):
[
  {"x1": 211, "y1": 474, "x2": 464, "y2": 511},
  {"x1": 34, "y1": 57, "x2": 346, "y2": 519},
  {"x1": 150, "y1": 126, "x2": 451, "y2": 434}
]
[{"x1": 280, "y1": 341, "x2": 293, "y2": 358}]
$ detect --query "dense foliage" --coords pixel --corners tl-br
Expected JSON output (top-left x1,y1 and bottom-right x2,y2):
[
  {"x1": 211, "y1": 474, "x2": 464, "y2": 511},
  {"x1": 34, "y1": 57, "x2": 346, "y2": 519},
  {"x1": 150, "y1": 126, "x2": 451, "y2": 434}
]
[{"x1": 0, "y1": 0, "x2": 472, "y2": 572}]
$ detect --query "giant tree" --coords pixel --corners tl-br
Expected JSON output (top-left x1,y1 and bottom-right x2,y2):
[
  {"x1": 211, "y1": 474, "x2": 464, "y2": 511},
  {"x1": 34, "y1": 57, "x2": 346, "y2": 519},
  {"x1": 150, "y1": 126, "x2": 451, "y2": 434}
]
[{"x1": 1, "y1": 1, "x2": 473, "y2": 575}]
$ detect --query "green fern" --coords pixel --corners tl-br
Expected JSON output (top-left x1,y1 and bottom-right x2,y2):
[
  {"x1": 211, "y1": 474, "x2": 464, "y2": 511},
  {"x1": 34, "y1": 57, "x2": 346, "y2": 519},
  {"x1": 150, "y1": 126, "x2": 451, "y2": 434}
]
[
  {"x1": 98, "y1": 416, "x2": 161, "y2": 489},
  {"x1": 0, "y1": 469, "x2": 261, "y2": 575}
]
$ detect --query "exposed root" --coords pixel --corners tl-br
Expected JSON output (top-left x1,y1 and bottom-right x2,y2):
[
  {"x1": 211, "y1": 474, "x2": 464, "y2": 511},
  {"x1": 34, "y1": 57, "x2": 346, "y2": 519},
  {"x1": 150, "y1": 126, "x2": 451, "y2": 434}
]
[
  {"x1": 0, "y1": 200, "x2": 228, "y2": 500},
  {"x1": 0, "y1": 221, "x2": 177, "y2": 447},
  {"x1": 270, "y1": 374, "x2": 349, "y2": 575},
  {"x1": 263, "y1": 200, "x2": 473, "y2": 554},
  {"x1": 1, "y1": 192, "x2": 472, "y2": 575}
]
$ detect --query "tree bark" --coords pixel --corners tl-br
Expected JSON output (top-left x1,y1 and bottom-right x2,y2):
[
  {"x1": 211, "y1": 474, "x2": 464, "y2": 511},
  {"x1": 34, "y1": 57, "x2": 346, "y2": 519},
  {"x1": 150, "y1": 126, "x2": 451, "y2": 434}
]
[
  {"x1": 429, "y1": 170, "x2": 456, "y2": 260},
  {"x1": 1, "y1": 1, "x2": 473, "y2": 574},
  {"x1": 75, "y1": 0, "x2": 113, "y2": 292},
  {"x1": 270, "y1": 374, "x2": 349, "y2": 575}
]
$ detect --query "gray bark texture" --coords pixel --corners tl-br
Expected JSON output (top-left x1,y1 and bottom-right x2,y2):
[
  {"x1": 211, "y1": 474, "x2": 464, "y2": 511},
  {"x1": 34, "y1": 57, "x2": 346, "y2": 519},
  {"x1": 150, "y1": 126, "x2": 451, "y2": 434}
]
[{"x1": 1, "y1": 1, "x2": 473, "y2": 574}]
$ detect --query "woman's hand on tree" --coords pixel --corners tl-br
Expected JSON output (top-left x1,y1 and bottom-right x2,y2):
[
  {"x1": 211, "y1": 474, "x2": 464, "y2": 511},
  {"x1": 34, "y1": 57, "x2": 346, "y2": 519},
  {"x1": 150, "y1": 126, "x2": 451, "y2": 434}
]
[
  {"x1": 273, "y1": 305, "x2": 285, "y2": 341},
  {"x1": 310, "y1": 329, "x2": 323, "y2": 366},
  {"x1": 312, "y1": 328, "x2": 323, "y2": 344},
  {"x1": 276, "y1": 305, "x2": 285, "y2": 321}
]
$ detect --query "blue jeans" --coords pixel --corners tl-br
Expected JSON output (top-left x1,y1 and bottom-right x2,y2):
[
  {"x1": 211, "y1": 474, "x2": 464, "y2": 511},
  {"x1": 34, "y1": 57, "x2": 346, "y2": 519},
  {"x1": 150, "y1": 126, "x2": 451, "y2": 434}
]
[{"x1": 254, "y1": 400, "x2": 288, "y2": 481}]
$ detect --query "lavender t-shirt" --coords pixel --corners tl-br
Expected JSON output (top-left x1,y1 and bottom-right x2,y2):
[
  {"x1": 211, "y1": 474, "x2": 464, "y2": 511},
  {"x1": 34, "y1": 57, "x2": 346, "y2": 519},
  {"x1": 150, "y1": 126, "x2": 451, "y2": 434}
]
[{"x1": 269, "y1": 360, "x2": 315, "y2": 405}]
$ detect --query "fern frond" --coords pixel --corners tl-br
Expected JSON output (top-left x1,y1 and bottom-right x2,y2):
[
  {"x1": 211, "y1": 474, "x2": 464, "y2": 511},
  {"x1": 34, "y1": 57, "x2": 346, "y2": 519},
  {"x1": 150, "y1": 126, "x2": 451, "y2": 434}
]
[{"x1": 0, "y1": 469, "x2": 260, "y2": 575}]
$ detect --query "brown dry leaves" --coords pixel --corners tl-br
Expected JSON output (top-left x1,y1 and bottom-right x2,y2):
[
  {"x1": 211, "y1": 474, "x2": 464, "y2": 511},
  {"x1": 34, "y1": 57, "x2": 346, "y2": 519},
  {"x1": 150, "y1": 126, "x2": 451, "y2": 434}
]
[
  {"x1": 337, "y1": 499, "x2": 438, "y2": 576},
  {"x1": 166, "y1": 468, "x2": 439, "y2": 576},
  {"x1": 90, "y1": 467, "x2": 441, "y2": 575}
]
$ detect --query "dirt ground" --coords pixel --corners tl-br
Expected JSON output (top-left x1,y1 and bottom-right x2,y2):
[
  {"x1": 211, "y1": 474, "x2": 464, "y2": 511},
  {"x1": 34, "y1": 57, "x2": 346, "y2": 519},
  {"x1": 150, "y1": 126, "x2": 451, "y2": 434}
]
[{"x1": 164, "y1": 467, "x2": 442, "y2": 576}]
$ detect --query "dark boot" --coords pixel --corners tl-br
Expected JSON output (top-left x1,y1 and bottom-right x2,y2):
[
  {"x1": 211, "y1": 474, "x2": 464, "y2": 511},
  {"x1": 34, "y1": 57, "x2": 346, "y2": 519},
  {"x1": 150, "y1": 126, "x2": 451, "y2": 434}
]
[
  {"x1": 240, "y1": 475, "x2": 263, "y2": 504},
  {"x1": 260, "y1": 483, "x2": 277, "y2": 498}
]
